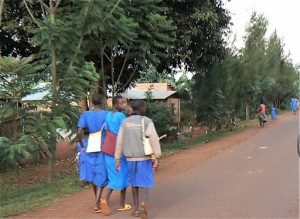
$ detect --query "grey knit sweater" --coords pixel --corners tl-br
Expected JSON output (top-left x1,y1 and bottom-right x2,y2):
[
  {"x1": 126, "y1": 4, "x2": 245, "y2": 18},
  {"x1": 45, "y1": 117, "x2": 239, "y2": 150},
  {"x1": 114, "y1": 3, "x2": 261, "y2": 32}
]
[{"x1": 115, "y1": 115, "x2": 161, "y2": 161}]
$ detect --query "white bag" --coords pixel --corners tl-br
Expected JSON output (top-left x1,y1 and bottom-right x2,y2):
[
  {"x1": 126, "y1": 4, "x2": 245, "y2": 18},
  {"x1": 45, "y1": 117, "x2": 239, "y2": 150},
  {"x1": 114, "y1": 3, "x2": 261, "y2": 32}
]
[
  {"x1": 86, "y1": 124, "x2": 105, "y2": 153},
  {"x1": 142, "y1": 117, "x2": 154, "y2": 156}
]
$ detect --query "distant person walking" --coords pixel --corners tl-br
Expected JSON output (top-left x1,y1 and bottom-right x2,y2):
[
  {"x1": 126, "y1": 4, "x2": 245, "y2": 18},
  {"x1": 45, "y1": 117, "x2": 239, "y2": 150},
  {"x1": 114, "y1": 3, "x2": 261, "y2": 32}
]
[
  {"x1": 271, "y1": 104, "x2": 277, "y2": 120},
  {"x1": 257, "y1": 101, "x2": 267, "y2": 128},
  {"x1": 77, "y1": 94, "x2": 108, "y2": 213},
  {"x1": 291, "y1": 98, "x2": 299, "y2": 115},
  {"x1": 100, "y1": 96, "x2": 131, "y2": 216},
  {"x1": 115, "y1": 100, "x2": 161, "y2": 219}
]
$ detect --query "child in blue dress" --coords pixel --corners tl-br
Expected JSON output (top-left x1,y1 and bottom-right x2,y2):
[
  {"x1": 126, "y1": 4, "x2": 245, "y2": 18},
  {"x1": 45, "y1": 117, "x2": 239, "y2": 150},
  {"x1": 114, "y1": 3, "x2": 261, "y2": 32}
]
[
  {"x1": 271, "y1": 104, "x2": 277, "y2": 120},
  {"x1": 77, "y1": 93, "x2": 108, "y2": 213},
  {"x1": 100, "y1": 96, "x2": 131, "y2": 216},
  {"x1": 77, "y1": 128, "x2": 92, "y2": 182},
  {"x1": 115, "y1": 100, "x2": 161, "y2": 219}
]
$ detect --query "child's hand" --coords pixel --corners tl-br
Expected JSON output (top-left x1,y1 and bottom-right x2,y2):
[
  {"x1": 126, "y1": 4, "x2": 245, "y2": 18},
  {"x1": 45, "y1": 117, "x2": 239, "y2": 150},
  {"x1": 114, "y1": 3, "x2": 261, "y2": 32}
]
[
  {"x1": 116, "y1": 160, "x2": 121, "y2": 172},
  {"x1": 152, "y1": 159, "x2": 159, "y2": 174}
]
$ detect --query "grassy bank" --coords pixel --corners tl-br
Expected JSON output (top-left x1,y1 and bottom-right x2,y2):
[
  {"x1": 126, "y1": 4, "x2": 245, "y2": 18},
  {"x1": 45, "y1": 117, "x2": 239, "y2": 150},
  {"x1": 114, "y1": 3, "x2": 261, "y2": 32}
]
[
  {"x1": 0, "y1": 125, "x2": 250, "y2": 218},
  {"x1": 162, "y1": 125, "x2": 250, "y2": 157},
  {"x1": 0, "y1": 173, "x2": 81, "y2": 218}
]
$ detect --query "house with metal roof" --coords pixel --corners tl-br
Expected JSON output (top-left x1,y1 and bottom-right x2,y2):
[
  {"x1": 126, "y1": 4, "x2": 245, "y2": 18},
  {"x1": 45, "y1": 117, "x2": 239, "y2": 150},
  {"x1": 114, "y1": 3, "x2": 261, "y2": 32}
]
[{"x1": 118, "y1": 83, "x2": 181, "y2": 124}]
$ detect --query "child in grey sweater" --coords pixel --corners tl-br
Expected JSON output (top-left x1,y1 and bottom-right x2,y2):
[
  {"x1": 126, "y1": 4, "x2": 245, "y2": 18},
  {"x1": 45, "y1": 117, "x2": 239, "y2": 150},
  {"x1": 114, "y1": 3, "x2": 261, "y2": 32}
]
[{"x1": 115, "y1": 100, "x2": 161, "y2": 219}]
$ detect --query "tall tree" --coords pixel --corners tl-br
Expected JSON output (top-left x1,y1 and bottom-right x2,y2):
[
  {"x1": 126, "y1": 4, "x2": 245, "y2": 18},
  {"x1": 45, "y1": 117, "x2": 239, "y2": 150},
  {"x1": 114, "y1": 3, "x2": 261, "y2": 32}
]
[
  {"x1": 82, "y1": 0, "x2": 174, "y2": 98},
  {"x1": 159, "y1": 0, "x2": 231, "y2": 74},
  {"x1": 0, "y1": 0, "x2": 42, "y2": 56},
  {"x1": 23, "y1": 0, "x2": 99, "y2": 182},
  {"x1": 240, "y1": 12, "x2": 269, "y2": 119}
]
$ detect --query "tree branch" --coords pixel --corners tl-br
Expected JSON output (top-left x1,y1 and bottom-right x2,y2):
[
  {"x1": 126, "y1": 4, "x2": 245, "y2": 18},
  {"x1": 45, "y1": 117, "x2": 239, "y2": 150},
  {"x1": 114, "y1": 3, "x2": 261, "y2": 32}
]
[
  {"x1": 37, "y1": 0, "x2": 50, "y2": 11},
  {"x1": 115, "y1": 46, "x2": 131, "y2": 87},
  {"x1": 0, "y1": 0, "x2": 4, "y2": 26},
  {"x1": 55, "y1": 0, "x2": 62, "y2": 10},
  {"x1": 103, "y1": 0, "x2": 122, "y2": 22},
  {"x1": 40, "y1": 1, "x2": 46, "y2": 18},
  {"x1": 67, "y1": 0, "x2": 95, "y2": 71},
  {"x1": 118, "y1": 65, "x2": 138, "y2": 92},
  {"x1": 111, "y1": 49, "x2": 115, "y2": 97},
  {"x1": 103, "y1": 51, "x2": 111, "y2": 62},
  {"x1": 23, "y1": 0, "x2": 39, "y2": 24}
]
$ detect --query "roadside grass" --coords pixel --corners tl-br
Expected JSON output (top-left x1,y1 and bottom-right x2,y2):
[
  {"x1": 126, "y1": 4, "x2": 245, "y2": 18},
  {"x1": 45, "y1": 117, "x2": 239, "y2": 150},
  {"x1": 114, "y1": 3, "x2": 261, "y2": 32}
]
[
  {"x1": 0, "y1": 125, "x2": 250, "y2": 218},
  {"x1": 162, "y1": 125, "x2": 250, "y2": 157},
  {"x1": 0, "y1": 173, "x2": 81, "y2": 218}
]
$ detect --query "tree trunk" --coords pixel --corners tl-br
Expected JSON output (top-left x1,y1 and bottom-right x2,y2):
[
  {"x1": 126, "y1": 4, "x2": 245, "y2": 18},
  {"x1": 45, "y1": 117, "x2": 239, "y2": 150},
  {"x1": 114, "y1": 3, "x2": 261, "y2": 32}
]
[
  {"x1": 245, "y1": 103, "x2": 250, "y2": 120},
  {"x1": 0, "y1": 0, "x2": 4, "y2": 26},
  {"x1": 48, "y1": 0, "x2": 57, "y2": 183},
  {"x1": 79, "y1": 96, "x2": 89, "y2": 112},
  {"x1": 47, "y1": 143, "x2": 56, "y2": 183},
  {"x1": 100, "y1": 46, "x2": 107, "y2": 108}
]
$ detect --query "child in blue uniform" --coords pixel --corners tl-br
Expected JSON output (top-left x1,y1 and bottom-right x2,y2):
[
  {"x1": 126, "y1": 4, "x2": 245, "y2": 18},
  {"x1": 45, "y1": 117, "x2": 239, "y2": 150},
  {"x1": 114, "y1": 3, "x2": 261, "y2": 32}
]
[
  {"x1": 77, "y1": 128, "x2": 92, "y2": 182},
  {"x1": 77, "y1": 94, "x2": 108, "y2": 213},
  {"x1": 115, "y1": 100, "x2": 161, "y2": 219},
  {"x1": 100, "y1": 96, "x2": 131, "y2": 216},
  {"x1": 271, "y1": 104, "x2": 277, "y2": 120}
]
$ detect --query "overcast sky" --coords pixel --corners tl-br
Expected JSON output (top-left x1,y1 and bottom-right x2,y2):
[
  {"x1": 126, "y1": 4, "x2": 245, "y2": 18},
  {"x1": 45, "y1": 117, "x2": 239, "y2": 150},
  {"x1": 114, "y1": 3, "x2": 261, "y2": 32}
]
[{"x1": 224, "y1": 0, "x2": 300, "y2": 65}]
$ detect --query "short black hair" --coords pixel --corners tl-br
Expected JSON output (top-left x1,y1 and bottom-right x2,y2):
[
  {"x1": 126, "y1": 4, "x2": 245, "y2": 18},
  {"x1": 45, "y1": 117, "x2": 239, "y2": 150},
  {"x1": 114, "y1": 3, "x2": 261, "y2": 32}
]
[
  {"x1": 131, "y1": 100, "x2": 146, "y2": 112},
  {"x1": 112, "y1": 95, "x2": 124, "y2": 105},
  {"x1": 92, "y1": 93, "x2": 103, "y2": 106}
]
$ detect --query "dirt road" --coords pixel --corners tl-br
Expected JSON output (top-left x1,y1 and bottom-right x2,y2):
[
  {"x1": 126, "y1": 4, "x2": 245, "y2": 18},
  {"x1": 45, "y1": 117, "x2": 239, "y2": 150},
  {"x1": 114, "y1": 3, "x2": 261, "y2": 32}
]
[{"x1": 16, "y1": 114, "x2": 299, "y2": 218}]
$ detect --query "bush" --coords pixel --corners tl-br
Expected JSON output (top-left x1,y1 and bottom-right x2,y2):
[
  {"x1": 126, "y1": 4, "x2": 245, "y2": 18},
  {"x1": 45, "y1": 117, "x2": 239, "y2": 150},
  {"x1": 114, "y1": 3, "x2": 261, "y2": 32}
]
[{"x1": 146, "y1": 102, "x2": 177, "y2": 138}]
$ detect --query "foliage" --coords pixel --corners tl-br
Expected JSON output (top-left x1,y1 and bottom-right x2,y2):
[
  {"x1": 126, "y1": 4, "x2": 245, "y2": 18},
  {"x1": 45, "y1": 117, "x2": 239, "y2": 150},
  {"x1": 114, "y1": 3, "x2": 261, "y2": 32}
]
[
  {"x1": 0, "y1": 56, "x2": 44, "y2": 99},
  {"x1": 158, "y1": 0, "x2": 231, "y2": 74},
  {"x1": 146, "y1": 101, "x2": 177, "y2": 138},
  {"x1": 192, "y1": 12, "x2": 299, "y2": 129},
  {"x1": 0, "y1": 0, "x2": 42, "y2": 57},
  {"x1": 0, "y1": 56, "x2": 64, "y2": 170},
  {"x1": 81, "y1": 0, "x2": 175, "y2": 96}
]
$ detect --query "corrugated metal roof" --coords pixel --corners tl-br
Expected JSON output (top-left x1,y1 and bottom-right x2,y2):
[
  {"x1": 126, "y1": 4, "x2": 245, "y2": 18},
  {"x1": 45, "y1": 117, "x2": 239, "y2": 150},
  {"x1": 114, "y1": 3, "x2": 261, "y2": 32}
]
[
  {"x1": 22, "y1": 90, "x2": 50, "y2": 101},
  {"x1": 121, "y1": 88, "x2": 177, "y2": 100}
]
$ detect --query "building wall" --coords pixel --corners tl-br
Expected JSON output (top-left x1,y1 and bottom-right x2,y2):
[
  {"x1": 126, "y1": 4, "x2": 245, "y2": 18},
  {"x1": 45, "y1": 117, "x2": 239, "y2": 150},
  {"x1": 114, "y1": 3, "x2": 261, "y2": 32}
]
[{"x1": 135, "y1": 83, "x2": 173, "y2": 91}]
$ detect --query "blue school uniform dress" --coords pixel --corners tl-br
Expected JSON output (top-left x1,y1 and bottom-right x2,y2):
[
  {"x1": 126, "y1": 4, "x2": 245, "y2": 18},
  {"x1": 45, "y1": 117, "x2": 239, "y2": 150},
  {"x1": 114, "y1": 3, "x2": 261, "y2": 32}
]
[
  {"x1": 127, "y1": 160, "x2": 154, "y2": 188},
  {"x1": 104, "y1": 111, "x2": 129, "y2": 190},
  {"x1": 291, "y1": 98, "x2": 298, "y2": 112},
  {"x1": 77, "y1": 138, "x2": 92, "y2": 182},
  {"x1": 271, "y1": 107, "x2": 276, "y2": 120},
  {"x1": 78, "y1": 110, "x2": 108, "y2": 187}
]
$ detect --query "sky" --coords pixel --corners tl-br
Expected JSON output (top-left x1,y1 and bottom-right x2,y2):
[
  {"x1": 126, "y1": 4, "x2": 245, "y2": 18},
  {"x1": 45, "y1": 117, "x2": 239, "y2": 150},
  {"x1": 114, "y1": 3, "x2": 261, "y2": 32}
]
[{"x1": 224, "y1": 0, "x2": 300, "y2": 65}]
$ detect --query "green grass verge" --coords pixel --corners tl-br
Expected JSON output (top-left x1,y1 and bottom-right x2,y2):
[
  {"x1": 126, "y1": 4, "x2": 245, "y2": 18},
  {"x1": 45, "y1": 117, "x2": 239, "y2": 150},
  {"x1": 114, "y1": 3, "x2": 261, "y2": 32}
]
[
  {"x1": 0, "y1": 125, "x2": 250, "y2": 218},
  {"x1": 162, "y1": 125, "x2": 250, "y2": 157},
  {"x1": 0, "y1": 174, "x2": 81, "y2": 218}
]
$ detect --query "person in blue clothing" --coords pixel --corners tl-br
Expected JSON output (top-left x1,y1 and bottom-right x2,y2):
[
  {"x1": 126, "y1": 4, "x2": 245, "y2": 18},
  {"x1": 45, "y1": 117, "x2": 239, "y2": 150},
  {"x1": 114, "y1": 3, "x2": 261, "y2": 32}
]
[
  {"x1": 100, "y1": 96, "x2": 131, "y2": 216},
  {"x1": 271, "y1": 104, "x2": 277, "y2": 120},
  {"x1": 292, "y1": 98, "x2": 299, "y2": 114},
  {"x1": 290, "y1": 98, "x2": 293, "y2": 111},
  {"x1": 77, "y1": 128, "x2": 92, "y2": 183},
  {"x1": 77, "y1": 93, "x2": 108, "y2": 213}
]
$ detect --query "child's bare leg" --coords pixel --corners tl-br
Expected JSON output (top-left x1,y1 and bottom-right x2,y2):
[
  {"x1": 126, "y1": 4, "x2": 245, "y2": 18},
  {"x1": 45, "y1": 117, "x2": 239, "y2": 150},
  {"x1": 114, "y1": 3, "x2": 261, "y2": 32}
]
[
  {"x1": 95, "y1": 187, "x2": 104, "y2": 209},
  {"x1": 100, "y1": 188, "x2": 113, "y2": 216},
  {"x1": 139, "y1": 188, "x2": 149, "y2": 219},
  {"x1": 132, "y1": 187, "x2": 139, "y2": 216},
  {"x1": 103, "y1": 187, "x2": 113, "y2": 201},
  {"x1": 92, "y1": 184, "x2": 97, "y2": 196},
  {"x1": 139, "y1": 187, "x2": 149, "y2": 207},
  {"x1": 120, "y1": 188, "x2": 127, "y2": 208}
]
